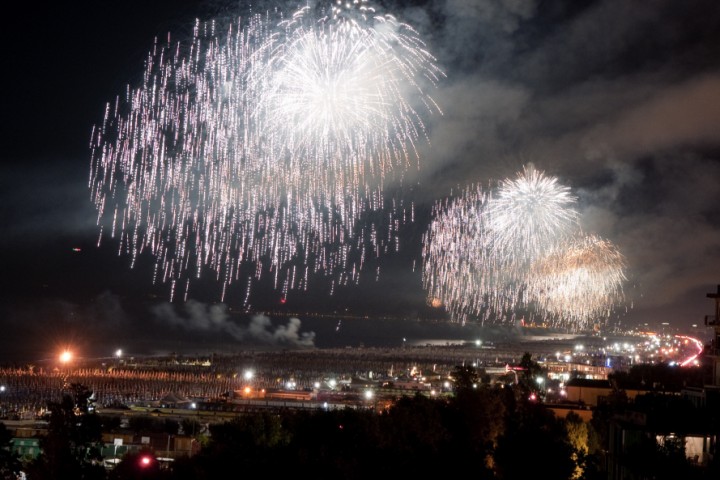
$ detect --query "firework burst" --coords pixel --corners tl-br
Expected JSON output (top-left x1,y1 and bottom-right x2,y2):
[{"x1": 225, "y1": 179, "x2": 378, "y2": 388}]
[
  {"x1": 485, "y1": 163, "x2": 579, "y2": 267},
  {"x1": 527, "y1": 233, "x2": 627, "y2": 328},
  {"x1": 422, "y1": 165, "x2": 626, "y2": 329},
  {"x1": 89, "y1": 1, "x2": 442, "y2": 304}
]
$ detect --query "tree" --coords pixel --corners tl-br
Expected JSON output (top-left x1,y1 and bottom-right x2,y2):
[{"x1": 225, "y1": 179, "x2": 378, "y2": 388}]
[
  {"x1": 179, "y1": 418, "x2": 201, "y2": 437},
  {"x1": 0, "y1": 422, "x2": 22, "y2": 480},
  {"x1": 378, "y1": 393, "x2": 450, "y2": 474},
  {"x1": 494, "y1": 400, "x2": 575, "y2": 480},
  {"x1": 447, "y1": 386, "x2": 505, "y2": 477},
  {"x1": 182, "y1": 412, "x2": 291, "y2": 478},
  {"x1": 25, "y1": 384, "x2": 106, "y2": 480},
  {"x1": 519, "y1": 352, "x2": 544, "y2": 386},
  {"x1": 126, "y1": 416, "x2": 179, "y2": 437},
  {"x1": 277, "y1": 408, "x2": 381, "y2": 477},
  {"x1": 565, "y1": 411, "x2": 594, "y2": 479},
  {"x1": 451, "y1": 364, "x2": 480, "y2": 391}
]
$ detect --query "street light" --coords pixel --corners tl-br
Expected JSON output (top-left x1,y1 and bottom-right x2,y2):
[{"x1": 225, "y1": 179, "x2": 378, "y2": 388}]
[
  {"x1": 364, "y1": 389, "x2": 376, "y2": 411},
  {"x1": 59, "y1": 350, "x2": 72, "y2": 365}
]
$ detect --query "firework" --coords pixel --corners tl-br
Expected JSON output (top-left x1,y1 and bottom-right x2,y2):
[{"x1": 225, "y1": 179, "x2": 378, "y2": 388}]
[
  {"x1": 526, "y1": 233, "x2": 627, "y2": 328},
  {"x1": 422, "y1": 165, "x2": 626, "y2": 329},
  {"x1": 421, "y1": 183, "x2": 521, "y2": 325},
  {"x1": 485, "y1": 163, "x2": 579, "y2": 268},
  {"x1": 89, "y1": 1, "x2": 442, "y2": 304}
]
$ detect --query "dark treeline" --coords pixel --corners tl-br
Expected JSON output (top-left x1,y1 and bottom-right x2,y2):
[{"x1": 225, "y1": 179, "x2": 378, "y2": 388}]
[{"x1": 1, "y1": 361, "x2": 719, "y2": 480}]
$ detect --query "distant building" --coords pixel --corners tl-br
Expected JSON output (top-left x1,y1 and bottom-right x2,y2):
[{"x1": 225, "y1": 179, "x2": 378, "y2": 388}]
[
  {"x1": 704, "y1": 284, "x2": 720, "y2": 386},
  {"x1": 10, "y1": 437, "x2": 41, "y2": 462},
  {"x1": 605, "y1": 284, "x2": 720, "y2": 478},
  {"x1": 564, "y1": 378, "x2": 653, "y2": 407},
  {"x1": 545, "y1": 361, "x2": 612, "y2": 381}
]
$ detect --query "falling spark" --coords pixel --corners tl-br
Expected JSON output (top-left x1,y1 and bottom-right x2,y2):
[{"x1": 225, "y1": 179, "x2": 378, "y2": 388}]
[
  {"x1": 527, "y1": 233, "x2": 627, "y2": 328},
  {"x1": 89, "y1": 1, "x2": 442, "y2": 302}
]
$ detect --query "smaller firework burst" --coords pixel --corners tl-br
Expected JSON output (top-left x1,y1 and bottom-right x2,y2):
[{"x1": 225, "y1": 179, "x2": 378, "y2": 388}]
[{"x1": 527, "y1": 233, "x2": 627, "y2": 329}]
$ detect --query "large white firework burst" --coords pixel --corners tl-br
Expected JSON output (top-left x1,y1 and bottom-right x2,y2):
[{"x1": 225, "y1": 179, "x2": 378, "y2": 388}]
[
  {"x1": 422, "y1": 165, "x2": 626, "y2": 329},
  {"x1": 89, "y1": 1, "x2": 442, "y2": 304},
  {"x1": 484, "y1": 163, "x2": 579, "y2": 268}
]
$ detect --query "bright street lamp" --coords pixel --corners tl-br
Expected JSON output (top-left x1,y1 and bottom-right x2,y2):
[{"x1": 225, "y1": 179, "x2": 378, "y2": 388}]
[{"x1": 59, "y1": 350, "x2": 72, "y2": 364}]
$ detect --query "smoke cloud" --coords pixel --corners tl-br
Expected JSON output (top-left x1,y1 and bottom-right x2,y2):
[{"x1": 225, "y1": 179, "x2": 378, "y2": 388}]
[{"x1": 151, "y1": 300, "x2": 316, "y2": 347}]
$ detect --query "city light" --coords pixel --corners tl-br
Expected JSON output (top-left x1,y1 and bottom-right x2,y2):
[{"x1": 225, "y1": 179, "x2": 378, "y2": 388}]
[{"x1": 59, "y1": 350, "x2": 72, "y2": 364}]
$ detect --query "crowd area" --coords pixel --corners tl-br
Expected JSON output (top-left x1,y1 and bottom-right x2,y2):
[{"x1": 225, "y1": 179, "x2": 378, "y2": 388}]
[{"x1": 0, "y1": 342, "x2": 567, "y2": 420}]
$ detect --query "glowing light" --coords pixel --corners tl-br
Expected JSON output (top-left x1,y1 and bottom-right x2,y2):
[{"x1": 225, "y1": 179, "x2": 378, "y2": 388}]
[
  {"x1": 676, "y1": 335, "x2": 704, "y2": 367},
  {"x1": 59, "y1": 350, "x2": 72, "y2": 364}
]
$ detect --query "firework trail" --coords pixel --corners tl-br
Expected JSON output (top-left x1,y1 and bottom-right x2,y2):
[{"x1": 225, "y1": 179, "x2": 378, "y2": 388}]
[
  {"x1": 89, "y1": 0, "x2": 442, "y2": 304},
  {"x1": 422, "y1": 183, "x2": 507, "y2": 325},
  {"x1": 422, "y1": 165, "x2": 626, "y2": 329}
]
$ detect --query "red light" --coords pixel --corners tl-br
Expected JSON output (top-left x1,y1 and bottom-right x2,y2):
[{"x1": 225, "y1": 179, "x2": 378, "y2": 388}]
[
  {"x1": 280, "y1": 297, "x2": 287, "y2": 304},
  {"x1": 140, "y1": 455, "x2": 153, "y2": 467}
]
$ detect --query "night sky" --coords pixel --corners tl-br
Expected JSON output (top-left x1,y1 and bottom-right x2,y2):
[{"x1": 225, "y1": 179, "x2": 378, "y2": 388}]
[{"x1": 2, "y1": 0, "x2": 719, "y2": 362}]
